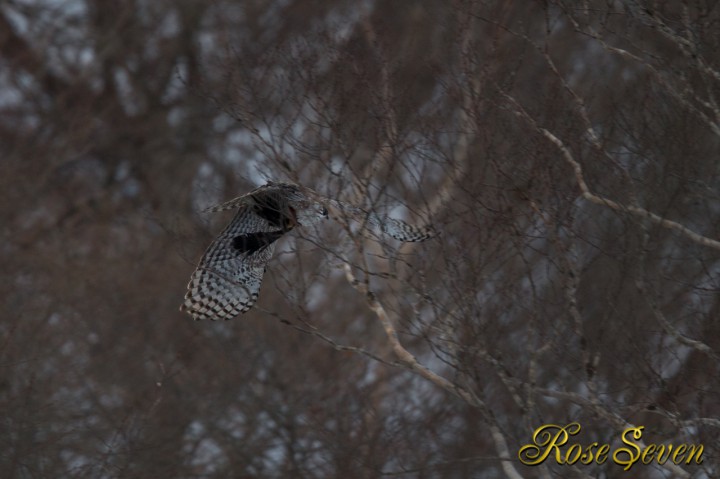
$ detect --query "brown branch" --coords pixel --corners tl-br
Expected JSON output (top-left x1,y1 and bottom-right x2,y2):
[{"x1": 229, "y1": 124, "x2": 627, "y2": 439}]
[
  {"x1": 558, "y1": 5, "x2": 720, "y2": 139},
  {"x1": 342, "y1": 264, "x2": 526, "y2": 479},
  {"x1": 534, "y1": 387, "x2": 691, "y2": 478},
  {"x1": 501, "y1": 91, "x2": 720, "y2": 252}
]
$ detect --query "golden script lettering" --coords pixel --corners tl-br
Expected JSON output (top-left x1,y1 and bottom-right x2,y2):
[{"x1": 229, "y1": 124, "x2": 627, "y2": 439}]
[{"x1": 518, "y1": 423, "x2": 703, "y2": 470}]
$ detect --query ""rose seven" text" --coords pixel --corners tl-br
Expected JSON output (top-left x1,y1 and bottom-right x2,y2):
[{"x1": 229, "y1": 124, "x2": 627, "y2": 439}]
[{"x1": 518, "y1": 423, "x2": 703, "y2": 470}]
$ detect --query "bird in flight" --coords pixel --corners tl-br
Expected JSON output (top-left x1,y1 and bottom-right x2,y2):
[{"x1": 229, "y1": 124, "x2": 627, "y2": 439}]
[{"x1": 181, "y1": 181, "x2": 435, "y2": 320}]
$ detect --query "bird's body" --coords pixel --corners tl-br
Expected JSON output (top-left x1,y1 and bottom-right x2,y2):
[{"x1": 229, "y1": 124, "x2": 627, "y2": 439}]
[{"x1": 181, "y1": 181, "x2": 434, "y2": 320}]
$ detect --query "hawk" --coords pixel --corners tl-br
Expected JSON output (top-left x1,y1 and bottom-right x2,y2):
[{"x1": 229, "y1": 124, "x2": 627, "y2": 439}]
[{"x1": 181, "y1": 181, "x2": 435, "y2": 320}]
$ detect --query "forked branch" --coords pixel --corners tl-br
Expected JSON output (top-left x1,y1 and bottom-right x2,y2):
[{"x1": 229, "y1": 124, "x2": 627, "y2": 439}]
[
  {"x1": 342, "y1": 264, "x2": 525, "y2": 479},
  {"x1": 501, "y1": 91, "x2": 720, "y2": 252}
]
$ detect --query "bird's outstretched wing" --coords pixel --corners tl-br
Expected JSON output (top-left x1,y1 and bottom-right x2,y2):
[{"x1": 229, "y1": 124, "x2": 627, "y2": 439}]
[
  {"x1": 181, "y1": 181, "x2": 436, "y2": 320},
  {"x1": 326, "y1": 199, "x2": 437, "y2": 242},
  {"x1": 203, "y1": 184, "x2": 268, "y2": 213},
  {"x1": 180, "y1": 205, "x2": 287, "y2": 321}
]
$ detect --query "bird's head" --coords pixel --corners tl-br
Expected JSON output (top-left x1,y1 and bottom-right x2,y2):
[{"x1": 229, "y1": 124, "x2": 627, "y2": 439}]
[{"x1": 294, "y1": 201, "x2": 328, "y2": 227}]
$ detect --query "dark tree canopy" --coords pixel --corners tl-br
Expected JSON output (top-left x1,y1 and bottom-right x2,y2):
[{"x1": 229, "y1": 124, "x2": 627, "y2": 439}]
[{"x1": 1, "y1": 1, "x2": 719, "y2": 478}]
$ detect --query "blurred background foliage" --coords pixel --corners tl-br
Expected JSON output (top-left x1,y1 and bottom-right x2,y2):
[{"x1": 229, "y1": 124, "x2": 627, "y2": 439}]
[{"x1": 1, "y1": 0, "x2": 719, "y2": 477}]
